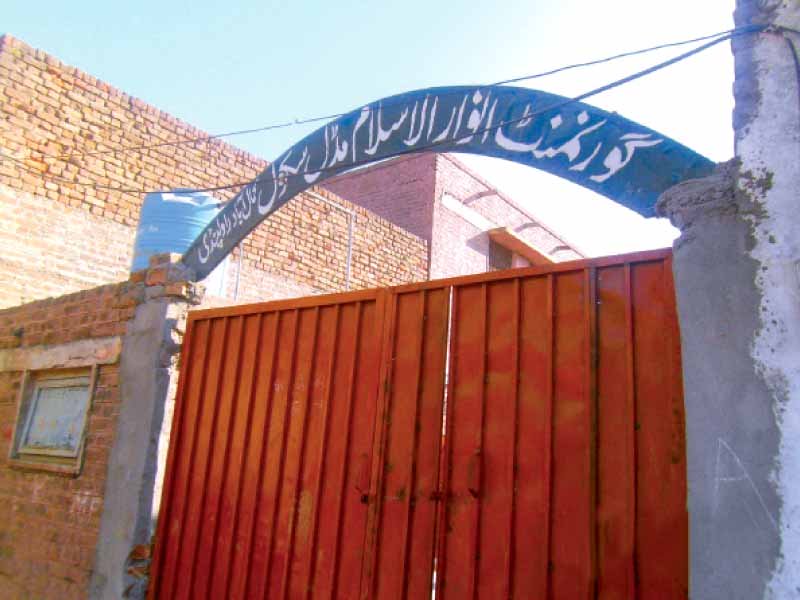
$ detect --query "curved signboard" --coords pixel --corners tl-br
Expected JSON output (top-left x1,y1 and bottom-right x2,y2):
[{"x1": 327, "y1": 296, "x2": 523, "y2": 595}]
[{"x1": 182, "y1": 85, "x2": 714, "y2": 278}]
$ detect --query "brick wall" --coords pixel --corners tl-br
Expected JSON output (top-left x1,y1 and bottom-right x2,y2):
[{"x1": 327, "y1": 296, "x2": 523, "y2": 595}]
[
  {"x1": 0, "y1": 257, "x2": 202, "y2": 600},
  {"x1": 325, "y1": 154, "x2": 437, "y2": 243},
  {"x1": 0, "y1": 285, "x2": 132, "y2": 599},
  {"x1": 429, "y1": 199, "x2": 490, "y2": 278},
  {"x1": 325, "y1": 151, "x2": 583, "y2": 279},
  {"x1": 0, "y1": 34, "x2": 427, "y2": 309},
  {"x1": 434, "y1": 154, "x2": 582, "y2": 258},
  {"x1": 232, "y1": 187, "x2": 428, "y2": 301},
  {"x1": 0, "y1": 184, "x2": 133, "y2": 308},
  {"x1": 431, "y1": 154, "x2": 582, "y2": 277}
]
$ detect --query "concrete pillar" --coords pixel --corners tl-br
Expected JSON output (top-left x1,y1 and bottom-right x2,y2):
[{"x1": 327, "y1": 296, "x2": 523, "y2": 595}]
[
  {"x1": 657, "y1": 2, "x2": 800, "y2": 597},
  {"x1": 89, "y1": 255, "x2": 203, "y2": 600}
]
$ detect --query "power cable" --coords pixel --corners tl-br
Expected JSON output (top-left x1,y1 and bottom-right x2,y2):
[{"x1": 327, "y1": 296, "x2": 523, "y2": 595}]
[
  {"x1": 1, "y1": 26, "x2": 755, "y2": 165},
  {"x1": 494, "y1": 26, "x2": 748, "y2": 85}
]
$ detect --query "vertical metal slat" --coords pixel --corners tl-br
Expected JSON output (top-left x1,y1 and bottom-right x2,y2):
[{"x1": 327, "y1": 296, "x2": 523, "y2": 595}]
[
  {"x1": 302, "y1": 305, "x2": 341, "y2": 600},
  {"x1": 278, "y1": 307, "x2": 322, "y2": 600},
  {"x1": 325, "y1": 302, "x2": 363, "y2": 599}
]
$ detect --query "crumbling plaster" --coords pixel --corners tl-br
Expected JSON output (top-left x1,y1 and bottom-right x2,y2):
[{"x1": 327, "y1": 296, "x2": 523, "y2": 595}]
[
  {"x1": 657, "y1": 1, "x2": 800, "y2": 597},
  {"x1": 658, "y1": 160, "x2": 781, "y2": 599},
  {"x1": 736, "y1": 1, "x2": 800, "y2": 595}
]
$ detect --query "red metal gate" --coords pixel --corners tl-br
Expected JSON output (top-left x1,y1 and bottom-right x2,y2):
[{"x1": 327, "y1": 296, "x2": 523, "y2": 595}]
[{"x1": 150, "y1": 248, "x2": 687, "y2": 599}]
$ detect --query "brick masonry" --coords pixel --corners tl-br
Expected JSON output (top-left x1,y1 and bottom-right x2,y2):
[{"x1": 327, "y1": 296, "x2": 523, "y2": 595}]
[
  {"x1": 432, "y1": 154, "x2": 582, "y2": 277},
  {"x1": 0, "y1": 286, "x2": 132, "y2": 599},
  {"x1": 0, "y1": 34, "x2": 427, "y2": 309},
  {"x1": 0, "y1": 31, "x2": 589, "y2": 600},
  {"x1": 0, "y1": 184, "x2": 133, "y2": 308},
  {"x1": 325, "y1": 153, "x2": 438, "y2": 243},
  {"x1": 230, "y1": 187, "x2": 428, "y2": 302},
  {"x1": 327, "y1": 153, "x2": 582, "y2": 279},
  {"x1": 0, "y1": 256, "x2": 203, "y2": 600}
]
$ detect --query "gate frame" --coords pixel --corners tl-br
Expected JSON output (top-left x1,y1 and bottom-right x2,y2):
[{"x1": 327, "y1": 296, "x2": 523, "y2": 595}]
[{"x1": 149, "y1": 246, "x2": 684, "y2": 599}]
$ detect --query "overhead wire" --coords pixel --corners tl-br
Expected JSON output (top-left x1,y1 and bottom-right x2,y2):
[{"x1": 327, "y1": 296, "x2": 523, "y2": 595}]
[
  {"x1": 493, "y1": 26, "x2": 752, "y2": 85},
  {"x1": 1, "y1": 23, "x2": 769, "y2": 198},
  {"x1": 2, "y1": 25, "x2": 756, "y2": 165}
]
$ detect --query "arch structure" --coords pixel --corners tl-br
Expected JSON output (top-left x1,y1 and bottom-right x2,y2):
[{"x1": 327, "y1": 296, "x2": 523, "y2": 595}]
[{"x1": 182, "y1": 85, "x2": 714, "y2": 279}]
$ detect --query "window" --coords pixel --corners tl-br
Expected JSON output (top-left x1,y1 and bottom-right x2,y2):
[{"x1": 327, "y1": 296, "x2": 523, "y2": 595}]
[{"x1": 9, "y1": 367, "x2": 96, "y2": 475}]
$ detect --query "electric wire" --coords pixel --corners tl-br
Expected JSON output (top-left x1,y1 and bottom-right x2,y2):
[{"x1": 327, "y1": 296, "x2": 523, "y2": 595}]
[
  {"x1": 2, "y1": 25, "x2": 756, "y2": 165},
  {"x1": 0, "y1": 25, "x2": 755, "y2": 196},
  {"x1": 1, "y1": 24, "x2": 770, "y2": 198},
  {"x1": 494, "y1": 26, "x2": 749, "y2": 85}
]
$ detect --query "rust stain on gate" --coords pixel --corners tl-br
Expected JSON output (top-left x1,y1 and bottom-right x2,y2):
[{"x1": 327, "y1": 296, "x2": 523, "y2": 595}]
[{"x1": 149, "y1": 248, "x2": 687, "y2": 599}]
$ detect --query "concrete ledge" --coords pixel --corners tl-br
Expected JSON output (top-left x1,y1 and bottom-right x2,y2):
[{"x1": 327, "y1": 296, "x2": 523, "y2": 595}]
[{"x1": 0, "y1": 336, "x2": 122, "y2": 372}]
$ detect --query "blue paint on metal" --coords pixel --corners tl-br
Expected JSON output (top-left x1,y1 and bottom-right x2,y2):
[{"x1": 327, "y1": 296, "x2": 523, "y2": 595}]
[
  {"x1": 182, "y1": 85, "x2": 714, "y2": 279},
  {"x1": 132, "y1": 189, "x2": 220, "y2": 272}
]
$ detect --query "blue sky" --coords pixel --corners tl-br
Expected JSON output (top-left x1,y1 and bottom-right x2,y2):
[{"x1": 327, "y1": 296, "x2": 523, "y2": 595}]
[{"x1": 5, "y1": 0, "x2": 737, "y2": 255}]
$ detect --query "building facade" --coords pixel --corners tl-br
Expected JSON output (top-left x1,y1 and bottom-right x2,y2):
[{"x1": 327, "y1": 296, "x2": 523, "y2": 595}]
[
  {"x1": 0, "y1": 34, "x2": 427, "y2": 310},
  {"x1": 0, "y1": 34, "x2": 584, "y2": 600},
  {"x1": 326, "y1": 153, "x2": 582, "y2": 279},
  {"x1": 0, "y1": 34, "x2": 579, "y2": 312}
]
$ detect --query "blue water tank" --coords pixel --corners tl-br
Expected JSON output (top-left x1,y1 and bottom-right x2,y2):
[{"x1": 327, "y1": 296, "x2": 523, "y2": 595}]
[{"x1": 131, "y1": 190, "x2": 220, "y2": 272}]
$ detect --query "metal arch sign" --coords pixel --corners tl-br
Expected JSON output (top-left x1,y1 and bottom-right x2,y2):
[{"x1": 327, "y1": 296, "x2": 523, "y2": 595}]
[{"x1": 182, "y1": 85, "x2": 714, "y2": 279}]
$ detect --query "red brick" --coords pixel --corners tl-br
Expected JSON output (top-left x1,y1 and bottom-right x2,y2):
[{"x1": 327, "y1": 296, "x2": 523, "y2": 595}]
[
  {"x1": 0, "y1": 280, "x2": 141, "y2": 599},
  {"x1": 0, "y1": 37, "x2": 427, "y2": 310}
]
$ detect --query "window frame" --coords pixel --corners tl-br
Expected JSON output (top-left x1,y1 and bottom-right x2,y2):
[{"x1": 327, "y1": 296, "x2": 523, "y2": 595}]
[
  {"x1": 17, "y1": 373, "x2": 92, "y2": 458},
  {"x1": 8, "y1": 366, "x2": 98, "y2": 476}
]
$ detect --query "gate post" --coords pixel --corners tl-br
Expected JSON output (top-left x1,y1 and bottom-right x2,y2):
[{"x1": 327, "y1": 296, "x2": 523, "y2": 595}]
[
  {"x1": 88, "y1": 254, "x2": 204, "y2": 600},
  {"x1": 657, "y1": 2, "x2": 800, "y2": 597}
]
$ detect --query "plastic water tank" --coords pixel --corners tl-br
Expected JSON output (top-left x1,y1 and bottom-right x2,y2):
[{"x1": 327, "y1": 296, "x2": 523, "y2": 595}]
[
  {"x1": 131, "y1": 190, "x2": 220, "y2": 272},
  {"x1": 131, "y1": 189, "x2": 229, "y2": 295}
]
